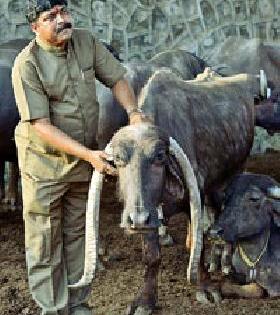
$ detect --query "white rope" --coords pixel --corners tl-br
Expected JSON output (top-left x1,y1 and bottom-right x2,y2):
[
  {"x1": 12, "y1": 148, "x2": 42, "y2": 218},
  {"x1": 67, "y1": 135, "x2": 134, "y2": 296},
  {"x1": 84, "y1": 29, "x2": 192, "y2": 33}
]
[
  {"x1": 68, "y1": 142, "x2": 112, "y2": 288},
  {"x1": 260, "y1": 69, "x2": 268, "y2": 99}
]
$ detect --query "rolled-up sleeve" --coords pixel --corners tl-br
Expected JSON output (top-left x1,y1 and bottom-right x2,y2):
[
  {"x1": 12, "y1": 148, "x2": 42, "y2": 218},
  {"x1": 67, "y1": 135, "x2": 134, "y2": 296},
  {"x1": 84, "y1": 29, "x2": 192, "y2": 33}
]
[
  {"x1": 12, "y1": 59, "x2": 50, "y2": 122},
  {"x1": 94, "y1": 39, "x2": 127, "y2": 88}
]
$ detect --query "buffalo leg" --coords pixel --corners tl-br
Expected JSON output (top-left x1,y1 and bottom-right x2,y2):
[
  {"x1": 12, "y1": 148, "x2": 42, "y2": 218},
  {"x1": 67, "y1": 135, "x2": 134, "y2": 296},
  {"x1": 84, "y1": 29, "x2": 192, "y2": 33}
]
[
  {"x1": 126, "y1": 231, "x2": 161, "y2": 315},
  {"x1": 221, "y1": 243, "x2": 232, "y2": 275},
  {"x1": 208, "y1": 244, "x2": 222, "y2": 273},
  {"x1": 0, "y1": 161, "x2": 5, "y2": 202},
  {"x1": 196, "y1": 194, "x2": 222, "y2": 304},
  {"x1": 158, "y1": 223, "x2": 174, "y2": 246},
  {"x1": 208, "y1": 242, "x2": 232, "y2": 274},
  {"x1": 196, "y1": 249, "x2": 222, "y2": 304},
  {"x1": 4, "y1": 162, "x2": 19, "y2": 211}
]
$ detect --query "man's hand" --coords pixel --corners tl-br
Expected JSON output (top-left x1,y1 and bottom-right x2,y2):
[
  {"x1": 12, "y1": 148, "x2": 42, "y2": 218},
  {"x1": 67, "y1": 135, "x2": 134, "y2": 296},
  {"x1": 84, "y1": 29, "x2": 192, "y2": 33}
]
[
  {"x1": 87, "y1": 151, "x2": 117, "y2": 176},
  {"x1": 112, "y1": 79, "x2": 153, "y2": 125},
  {"x1": 31, "y1": 119, "x2": 118, "y2": 176},
  {"x1": 129, "y1": 112, "x2": 153, "y2": 125}
]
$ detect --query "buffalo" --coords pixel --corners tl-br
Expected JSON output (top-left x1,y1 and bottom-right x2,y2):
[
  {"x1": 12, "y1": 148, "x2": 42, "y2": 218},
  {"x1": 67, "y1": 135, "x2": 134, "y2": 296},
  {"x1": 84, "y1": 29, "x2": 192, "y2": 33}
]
[
  {"x1": 209, "y1": 173, "x2": 280, "y2": 299},
  {"x1": 207, "y1": 37, "x2": 280, "y2": 100},
  {"x1": 85, "y1": 68, "x2": 267, "y2": 314},
  {"x1": 0, "y1": 62, "x2": 20, "y2": 209},
  {"x1": 0, "y1": 39, "x2": 29, "y2": 209}
]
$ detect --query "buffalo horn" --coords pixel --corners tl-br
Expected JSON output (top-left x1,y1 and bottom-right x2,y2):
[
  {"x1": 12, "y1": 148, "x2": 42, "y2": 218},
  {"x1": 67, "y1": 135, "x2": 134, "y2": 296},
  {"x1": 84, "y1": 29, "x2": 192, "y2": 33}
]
[
  {"x1": 68, "y1": 142, "x2": 112, "y2": 288},
  {"x1": 169, "y1": 137, "x2": 202, "y2": 284}
]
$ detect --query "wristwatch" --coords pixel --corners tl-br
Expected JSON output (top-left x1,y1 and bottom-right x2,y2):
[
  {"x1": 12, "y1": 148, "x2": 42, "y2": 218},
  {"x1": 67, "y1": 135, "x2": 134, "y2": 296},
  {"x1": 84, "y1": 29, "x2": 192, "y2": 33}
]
[{"x1": 127, "y1": 107, "x2": 143, "y2": 116}]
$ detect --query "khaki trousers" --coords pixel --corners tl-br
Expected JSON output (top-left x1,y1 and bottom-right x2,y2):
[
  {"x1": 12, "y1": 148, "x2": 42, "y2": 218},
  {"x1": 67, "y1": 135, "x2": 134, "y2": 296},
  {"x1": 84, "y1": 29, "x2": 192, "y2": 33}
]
[{"x1": 21, "y1": 174, "x2": 92, "y2": 315}]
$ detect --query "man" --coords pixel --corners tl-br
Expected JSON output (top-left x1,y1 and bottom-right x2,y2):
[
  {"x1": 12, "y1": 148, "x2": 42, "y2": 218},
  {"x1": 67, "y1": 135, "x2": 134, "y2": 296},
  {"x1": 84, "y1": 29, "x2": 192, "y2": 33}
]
[{"x1": 12, "y1": 1, "x2": 145, "y2": 314}]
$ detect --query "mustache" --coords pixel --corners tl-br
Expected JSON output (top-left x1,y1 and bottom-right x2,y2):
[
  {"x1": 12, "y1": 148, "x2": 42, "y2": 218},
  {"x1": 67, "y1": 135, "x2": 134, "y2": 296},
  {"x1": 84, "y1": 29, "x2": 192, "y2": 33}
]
[{"x1": 57, "y1": 22, "x2": 73, "y2": 33}]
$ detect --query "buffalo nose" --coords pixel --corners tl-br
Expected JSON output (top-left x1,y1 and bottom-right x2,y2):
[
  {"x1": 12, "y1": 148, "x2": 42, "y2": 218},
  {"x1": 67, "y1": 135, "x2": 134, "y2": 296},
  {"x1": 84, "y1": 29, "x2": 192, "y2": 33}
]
[{"x1": 129, "y1": 211, "x2": 150, "y2": 227}]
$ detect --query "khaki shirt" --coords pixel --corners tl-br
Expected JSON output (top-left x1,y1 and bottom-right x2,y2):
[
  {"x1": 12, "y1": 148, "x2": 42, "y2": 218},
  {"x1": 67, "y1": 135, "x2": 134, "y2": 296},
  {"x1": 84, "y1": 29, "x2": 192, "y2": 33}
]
[{"x1": 12, "y1": 29, "x2": 126, "y2": 182}]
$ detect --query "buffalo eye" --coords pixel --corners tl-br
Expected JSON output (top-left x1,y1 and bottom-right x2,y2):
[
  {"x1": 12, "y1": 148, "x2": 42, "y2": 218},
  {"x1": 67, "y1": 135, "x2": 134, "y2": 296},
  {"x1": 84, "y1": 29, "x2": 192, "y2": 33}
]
[
  {"x1": 114, "y1": 152, "x2": 128, "y2": 167},
  {"x1": 152, "y1": 150, "x2": 167, "y2": 165},
  {"x1": 249, "y1": 191, "x2": 262, "y2": 202}
]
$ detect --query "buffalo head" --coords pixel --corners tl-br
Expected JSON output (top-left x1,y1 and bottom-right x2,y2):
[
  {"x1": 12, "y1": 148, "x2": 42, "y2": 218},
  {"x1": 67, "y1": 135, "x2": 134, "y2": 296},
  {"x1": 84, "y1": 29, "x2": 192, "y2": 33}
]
[
  {"x1": 111, "y1": 123, "x2": 184, "y2": 232},
  {"x1": 209, "y1": 174, "x2": 280, "y2": 243}
]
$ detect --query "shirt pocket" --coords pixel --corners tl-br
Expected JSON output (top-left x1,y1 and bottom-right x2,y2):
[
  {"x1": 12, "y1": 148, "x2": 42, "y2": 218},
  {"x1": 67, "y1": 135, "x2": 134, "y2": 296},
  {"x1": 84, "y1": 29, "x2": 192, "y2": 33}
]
[
  {"x1": 24, "y1": 146, "x2": 61, "y2": 180},
  {"x1": 41, "y1": 81, "x2": 64, "y2": 102},
  {"x1": 78, "y1": 67, "x2": 96, "y2": 104},
  {"x1": 82, "y1": 67, "x2": 95, "y2": 83}
]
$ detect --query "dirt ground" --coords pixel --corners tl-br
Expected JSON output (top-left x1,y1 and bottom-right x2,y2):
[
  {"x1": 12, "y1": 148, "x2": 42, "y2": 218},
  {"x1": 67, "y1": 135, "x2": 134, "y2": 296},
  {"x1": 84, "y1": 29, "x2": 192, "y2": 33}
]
[{"x1": 1, "y1": 153, "x2": 280, "y2": 315}]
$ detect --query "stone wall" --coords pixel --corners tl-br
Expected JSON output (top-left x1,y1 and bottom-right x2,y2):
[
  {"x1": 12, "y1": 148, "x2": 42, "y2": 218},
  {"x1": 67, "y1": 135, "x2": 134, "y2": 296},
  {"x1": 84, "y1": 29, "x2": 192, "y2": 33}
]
[{"x1": 0, "y1": 0, "x2": 279, "y2": 61}]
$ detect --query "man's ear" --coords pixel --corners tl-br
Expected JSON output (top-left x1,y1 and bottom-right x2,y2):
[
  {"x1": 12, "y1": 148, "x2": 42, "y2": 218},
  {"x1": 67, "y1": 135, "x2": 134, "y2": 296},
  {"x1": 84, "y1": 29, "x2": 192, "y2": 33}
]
[
  {"x1": 164, "y1": 153, "x2": 185, "y2": 201},
  {"x1": 31, "y1": 22, "x2": 38, "y2": 33}
]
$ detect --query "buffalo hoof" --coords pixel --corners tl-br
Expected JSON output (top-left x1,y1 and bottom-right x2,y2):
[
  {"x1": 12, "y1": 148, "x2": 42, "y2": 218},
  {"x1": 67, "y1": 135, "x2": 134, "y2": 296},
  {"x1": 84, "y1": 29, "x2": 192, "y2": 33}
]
[
  {"x1": 158, "y1": 225, "x2": 174, "y2": 246},
  {"x1": 196, "y1": 288, "x2": 222, "y2": 304},
  {"x1": 208, "y1": 262, "x2": 218, "y2": 273},
  {"x1": 126, "y1": 305, "x2": 155, "y2": 315},
  {"x1": 133, "y1": 306, "x2": 153, "y2": 315},
  {"x1": 125, "y1": 296, "x2": 158, "y2": 315},
  {"x1": 97, "y1": 259, "x2": 106, "y2": 271},
  {"x1": 196, "y1": 291, "x2": 211, "y2": 304},
  {"x1": 211, "y1": 290, "x2": 222, "y2": 303},
  {"x1": 222, "y1": 265, "x2": 231, "y2": 275}
]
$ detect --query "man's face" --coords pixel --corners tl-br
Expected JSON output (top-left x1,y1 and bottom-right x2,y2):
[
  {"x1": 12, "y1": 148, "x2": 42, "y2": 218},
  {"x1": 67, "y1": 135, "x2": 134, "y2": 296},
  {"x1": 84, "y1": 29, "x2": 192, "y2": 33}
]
[{"x1": 32, "y1": 5, "x2": 73, "y2": 47}]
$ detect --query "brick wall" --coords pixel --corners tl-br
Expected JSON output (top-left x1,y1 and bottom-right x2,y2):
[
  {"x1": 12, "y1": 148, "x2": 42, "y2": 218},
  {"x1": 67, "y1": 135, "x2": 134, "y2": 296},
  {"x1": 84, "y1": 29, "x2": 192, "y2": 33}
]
[{"x1": 0, "y1": 0, "x2": 279, "y2": 60}]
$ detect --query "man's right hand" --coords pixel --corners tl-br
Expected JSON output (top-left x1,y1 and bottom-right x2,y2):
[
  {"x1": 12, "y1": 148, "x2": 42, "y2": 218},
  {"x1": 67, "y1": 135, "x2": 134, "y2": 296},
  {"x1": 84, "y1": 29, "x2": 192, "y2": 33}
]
[
  {"x1": 31, "y1": 119, "x2": 117, "y2": 176},
  {"x1": 87, "y1": 150, "x2": 117, "y2": 176}
]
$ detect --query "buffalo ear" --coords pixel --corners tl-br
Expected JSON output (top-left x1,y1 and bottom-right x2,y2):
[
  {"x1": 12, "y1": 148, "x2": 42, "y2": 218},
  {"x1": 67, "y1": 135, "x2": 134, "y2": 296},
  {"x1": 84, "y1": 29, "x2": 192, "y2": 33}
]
[
  {"x1": 267, "y1": 187, "x2": 280, "y2": 227},
  {"x1": 270, "y1": 200, "x2": 280, "y2": 227},
  {"x1": 164, "y1": 154, "x2": 185, "y2": 201}
]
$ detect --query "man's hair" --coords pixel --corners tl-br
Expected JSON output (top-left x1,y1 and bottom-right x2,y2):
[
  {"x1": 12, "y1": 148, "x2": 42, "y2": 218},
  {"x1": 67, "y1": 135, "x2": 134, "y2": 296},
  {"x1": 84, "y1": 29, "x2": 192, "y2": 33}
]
[{"x1": 26, "y1": 0, "x2": 68, "y2": 23}]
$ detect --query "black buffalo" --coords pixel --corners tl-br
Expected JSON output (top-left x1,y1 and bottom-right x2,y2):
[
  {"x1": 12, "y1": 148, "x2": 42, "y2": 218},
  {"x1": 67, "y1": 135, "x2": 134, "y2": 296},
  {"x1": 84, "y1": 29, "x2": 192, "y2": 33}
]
[
  {"x1": 90, "y1": 69, "x2": 266, "y2": 313},
  {"x1": 0, "y1": 39, "x2": 30, "y2": 209},
  {"x1": 209, "y1": 173, "x2": 280, "y2": 299},
  {"x1": 207, "y1": 37, "x2": 280, "y2": 99},
  {"x1": 0, "y1": 63, "x2": 19, "y2": 208}
]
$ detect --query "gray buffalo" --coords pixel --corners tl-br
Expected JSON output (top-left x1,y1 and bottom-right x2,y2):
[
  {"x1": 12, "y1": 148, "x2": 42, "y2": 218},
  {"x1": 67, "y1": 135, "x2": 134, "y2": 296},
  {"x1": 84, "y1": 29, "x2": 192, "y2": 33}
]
[
  {"x1": 90, "y1": 68, "x2": 266, "y2": 313},
  {"x1": 209, "y1": 173, "x2": 280, "y2": 299},
  {"x1": 207, "y1": 37, "x2": 280, "y2": 99}
]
